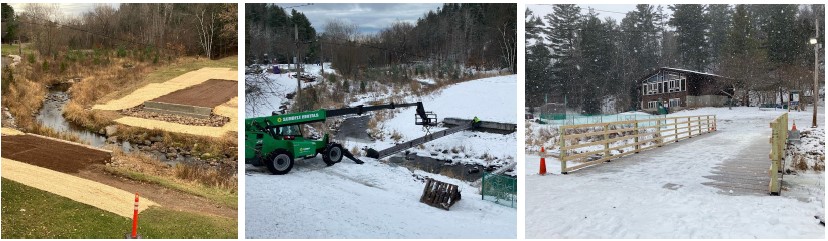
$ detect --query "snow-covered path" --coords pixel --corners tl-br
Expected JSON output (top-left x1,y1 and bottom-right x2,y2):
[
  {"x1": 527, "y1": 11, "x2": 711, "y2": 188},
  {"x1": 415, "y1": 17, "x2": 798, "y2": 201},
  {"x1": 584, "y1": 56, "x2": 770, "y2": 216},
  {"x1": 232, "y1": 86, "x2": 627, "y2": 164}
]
[
  {"x1": 246, "y1": 157, "x2": 516, "y2": 239},
  {"x1": 526, "y1": 107, "x2": 824, "y2": 238}
]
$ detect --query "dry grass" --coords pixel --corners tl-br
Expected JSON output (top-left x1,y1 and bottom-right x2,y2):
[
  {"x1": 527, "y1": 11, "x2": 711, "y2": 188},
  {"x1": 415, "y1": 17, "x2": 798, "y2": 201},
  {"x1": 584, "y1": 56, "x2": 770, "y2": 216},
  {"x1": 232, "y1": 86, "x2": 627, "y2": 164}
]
[{"x1": 173, "y1": 163, "x2": 237, "y2": 191}]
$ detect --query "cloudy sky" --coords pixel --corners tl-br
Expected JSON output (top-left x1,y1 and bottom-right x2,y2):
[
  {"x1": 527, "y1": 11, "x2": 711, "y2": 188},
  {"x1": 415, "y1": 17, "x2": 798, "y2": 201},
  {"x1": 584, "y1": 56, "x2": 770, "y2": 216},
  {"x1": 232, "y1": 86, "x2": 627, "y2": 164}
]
[
  {"x1": 274, "y1": 3, "x2": 443, "y2": 34},
  {"x1": 9, "y1": 3, "x2": 119, "y2": 19},
  {"x1": 528, "y1": 4, "x2": 673, "y2": 22}
]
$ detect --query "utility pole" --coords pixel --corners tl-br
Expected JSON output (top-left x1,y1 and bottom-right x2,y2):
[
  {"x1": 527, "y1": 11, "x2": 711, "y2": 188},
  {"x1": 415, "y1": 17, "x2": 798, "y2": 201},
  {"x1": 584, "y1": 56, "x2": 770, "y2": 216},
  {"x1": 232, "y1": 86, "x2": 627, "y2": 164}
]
[
  {"x1": 813, "y1": 16, "x2": 820, "y2": 128},
  {"x1": 295, "y1": 24, "x2": 300, "y2": 99}
]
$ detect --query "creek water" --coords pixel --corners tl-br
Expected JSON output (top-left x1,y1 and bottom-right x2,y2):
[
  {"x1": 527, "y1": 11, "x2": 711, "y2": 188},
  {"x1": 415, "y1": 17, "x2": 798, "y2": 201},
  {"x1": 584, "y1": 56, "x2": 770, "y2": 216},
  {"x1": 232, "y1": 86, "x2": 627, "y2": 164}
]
[{"x1": 35, "y1": 83, "x2": 132, "y2": 151}]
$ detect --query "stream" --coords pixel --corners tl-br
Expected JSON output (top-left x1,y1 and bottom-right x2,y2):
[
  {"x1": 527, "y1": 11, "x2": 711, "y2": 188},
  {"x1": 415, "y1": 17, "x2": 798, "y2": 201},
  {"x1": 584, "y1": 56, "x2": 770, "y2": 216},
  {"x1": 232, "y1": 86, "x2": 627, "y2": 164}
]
[
  {"x1": 335, "y1": 115, "x2": 500, "y2": 182},
  {"x1": 36, "y1": 83, "x2": 132, "y2": 150}
]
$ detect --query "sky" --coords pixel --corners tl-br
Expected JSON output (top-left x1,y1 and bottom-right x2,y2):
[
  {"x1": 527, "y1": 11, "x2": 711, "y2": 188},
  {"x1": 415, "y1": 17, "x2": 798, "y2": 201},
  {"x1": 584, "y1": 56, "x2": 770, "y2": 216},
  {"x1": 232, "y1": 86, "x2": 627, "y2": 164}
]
[
  {"x1": 273, "y1": 3, "x2": 443, "y2": 34},
  {"x1": 528, "y1": 4, "x2": 673, "y2": 23},
  {"x1": 9, "y1": 3, "x2": 119, "y2": 19}
]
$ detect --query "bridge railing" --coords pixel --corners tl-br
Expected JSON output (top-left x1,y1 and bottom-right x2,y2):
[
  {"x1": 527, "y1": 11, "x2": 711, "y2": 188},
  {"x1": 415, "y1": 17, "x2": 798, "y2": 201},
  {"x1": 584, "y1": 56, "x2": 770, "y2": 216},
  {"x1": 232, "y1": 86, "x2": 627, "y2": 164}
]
[
  {"x1": 768, "y1": 113, "x2": 787, "y2": 195},
  {"x1": 558, "y1": 115, "x2": 717, "y2": 174}
]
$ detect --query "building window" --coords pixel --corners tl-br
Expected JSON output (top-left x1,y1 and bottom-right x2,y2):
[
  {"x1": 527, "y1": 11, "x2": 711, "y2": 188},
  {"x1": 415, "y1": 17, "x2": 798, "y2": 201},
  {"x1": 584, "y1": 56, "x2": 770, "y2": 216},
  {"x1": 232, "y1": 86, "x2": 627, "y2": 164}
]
[
  {"x1": 647, "y1": 101, "x2": 658, "y2": 109},
  {"x1": 669, "y1": 98, "x2": 681, "y2": 107},
  {"x1": 681, "y1": 77, "x2": 686, "y2": 91}
]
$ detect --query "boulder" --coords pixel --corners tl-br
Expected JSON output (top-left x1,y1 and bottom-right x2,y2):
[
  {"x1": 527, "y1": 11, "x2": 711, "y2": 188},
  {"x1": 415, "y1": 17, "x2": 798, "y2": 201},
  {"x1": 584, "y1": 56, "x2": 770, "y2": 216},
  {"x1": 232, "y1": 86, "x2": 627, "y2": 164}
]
[{"x1": 104, "y1": 125, "x2": 118, "y2": 136}]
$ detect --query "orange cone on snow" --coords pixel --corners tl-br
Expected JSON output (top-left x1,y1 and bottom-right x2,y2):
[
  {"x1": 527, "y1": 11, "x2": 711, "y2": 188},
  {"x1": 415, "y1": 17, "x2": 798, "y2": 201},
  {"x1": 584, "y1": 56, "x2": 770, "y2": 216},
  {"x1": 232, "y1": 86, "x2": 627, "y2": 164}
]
[
  {"x1": 539, "y1": 157, "x2": 547, "y2": 176},
  {"x1": 540, "y1": 146, "x2": 545, "y2": 153},
  {"x1": 792, "y1": 121, "x2": 797, "y2": 131}
]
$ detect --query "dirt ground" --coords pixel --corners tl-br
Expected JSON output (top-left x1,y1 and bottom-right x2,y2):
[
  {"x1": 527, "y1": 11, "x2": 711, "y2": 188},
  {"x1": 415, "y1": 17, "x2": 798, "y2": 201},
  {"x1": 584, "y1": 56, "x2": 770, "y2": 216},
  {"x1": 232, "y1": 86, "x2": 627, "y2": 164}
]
[
  {"x1": 92, "y1": 67, "x2": 237, "y2": 111},
  {"x1": 0, "y1": 134, "x2": 236, "y2": 219},
  {"x1": 77, "y1": 166, "x2": 237, "y2": 219},
  {"x1": 1, "y1": 134, "x2": 111, "y2": 173},
  {"x1": 150, "y1": 79, "x2": 237, "y2": 108}
]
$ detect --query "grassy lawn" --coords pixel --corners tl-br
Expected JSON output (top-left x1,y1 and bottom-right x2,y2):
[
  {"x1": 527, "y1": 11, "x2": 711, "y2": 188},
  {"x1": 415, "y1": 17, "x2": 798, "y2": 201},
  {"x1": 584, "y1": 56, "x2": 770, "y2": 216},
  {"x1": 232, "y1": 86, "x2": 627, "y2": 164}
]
[
  {"x1": 1, "y1": 43, "x2": 34, "y2": 57},
  {"x1": 105, "y1": 167, "x2": 237, "y2": 209},
  {"x1": 95, "y1": 55, "x2": 237, "y2": 104},
  {"x1": 1, "y1": 179, "x2": 237, "y2": 239},
  {"x1": 143, "y1": 55, "x2": 238, "y2": 84}
]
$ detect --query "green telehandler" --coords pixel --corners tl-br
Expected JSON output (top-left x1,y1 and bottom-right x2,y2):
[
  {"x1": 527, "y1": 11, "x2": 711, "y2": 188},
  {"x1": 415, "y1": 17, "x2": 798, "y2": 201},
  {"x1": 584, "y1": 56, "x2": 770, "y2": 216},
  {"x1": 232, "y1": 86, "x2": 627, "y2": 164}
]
[{"x1": 245, "y1": 102, "x2": 436, "y2": 174}]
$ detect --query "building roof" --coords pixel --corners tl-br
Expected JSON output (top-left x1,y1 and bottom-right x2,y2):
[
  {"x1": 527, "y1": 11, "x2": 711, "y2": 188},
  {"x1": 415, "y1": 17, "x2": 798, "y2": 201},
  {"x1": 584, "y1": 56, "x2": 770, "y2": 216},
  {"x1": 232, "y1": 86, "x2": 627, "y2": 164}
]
[{"x1": 637, "y1": 67, "x2": 726, "y2": 83}]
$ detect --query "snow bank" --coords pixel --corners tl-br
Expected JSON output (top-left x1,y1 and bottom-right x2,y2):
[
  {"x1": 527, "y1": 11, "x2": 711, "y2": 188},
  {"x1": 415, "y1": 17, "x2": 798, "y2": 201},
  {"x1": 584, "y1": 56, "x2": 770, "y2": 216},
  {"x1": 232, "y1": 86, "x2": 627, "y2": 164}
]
[{"x1": 362, "y1": 75, "x2": 517, "y2": 166}]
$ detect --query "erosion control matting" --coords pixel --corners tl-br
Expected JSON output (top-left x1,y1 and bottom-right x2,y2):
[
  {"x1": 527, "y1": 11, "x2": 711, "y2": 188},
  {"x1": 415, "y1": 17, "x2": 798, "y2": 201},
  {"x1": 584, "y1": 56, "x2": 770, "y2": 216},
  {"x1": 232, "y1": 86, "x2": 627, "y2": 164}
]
[
  {"x1": 149, "y1": 79, "x2": 237, "y2": 108},
  {"x1": 1, "y1": 134, "x2": 111, "y2": 173},
  {"x1": 2, "y1": 158, "x2": 158, "y2": 218}
]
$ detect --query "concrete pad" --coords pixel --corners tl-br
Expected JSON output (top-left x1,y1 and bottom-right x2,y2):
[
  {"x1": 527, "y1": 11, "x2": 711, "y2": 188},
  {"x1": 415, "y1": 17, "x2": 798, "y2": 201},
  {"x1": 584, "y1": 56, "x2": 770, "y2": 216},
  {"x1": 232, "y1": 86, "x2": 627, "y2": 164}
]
[{"x1": 1, "y1": 158, "x2": 159, "y2": 218}]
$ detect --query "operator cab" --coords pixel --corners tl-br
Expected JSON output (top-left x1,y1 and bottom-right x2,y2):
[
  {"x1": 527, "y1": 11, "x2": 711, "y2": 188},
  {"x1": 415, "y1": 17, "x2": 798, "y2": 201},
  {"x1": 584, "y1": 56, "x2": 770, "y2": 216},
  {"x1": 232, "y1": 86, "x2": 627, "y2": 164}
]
[{"x1": 277, "y1": 125, "x2": 302, "y2": 140}]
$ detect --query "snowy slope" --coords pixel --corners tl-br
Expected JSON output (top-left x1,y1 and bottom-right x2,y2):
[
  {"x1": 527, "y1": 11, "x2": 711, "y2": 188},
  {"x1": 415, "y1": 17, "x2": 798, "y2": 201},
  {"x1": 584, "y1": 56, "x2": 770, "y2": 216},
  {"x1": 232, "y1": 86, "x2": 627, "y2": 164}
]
[
  {"x1": 245, "y1": 157, "x2": 516, "y2": 238},
  {"x1": 358, "y1": 75, "x2": 517, "y2": 167},
  {"x1": 526, "y1": 107, "x2": 825, "y2": 238},
  {"x1": 245, "y1": 63, "x2": 331, "y2": 117}
]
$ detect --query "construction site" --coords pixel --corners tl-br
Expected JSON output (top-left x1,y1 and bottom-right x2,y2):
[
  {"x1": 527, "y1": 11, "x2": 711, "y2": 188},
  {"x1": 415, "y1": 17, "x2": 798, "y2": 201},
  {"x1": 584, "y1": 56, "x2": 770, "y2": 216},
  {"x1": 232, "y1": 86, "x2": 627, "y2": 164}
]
[
  {"x1": 244, "y1": 3, "x2": 517, "y2": 238},
  {"x1": 1, "y1": 3, "x2": 238, "y2": 238}
]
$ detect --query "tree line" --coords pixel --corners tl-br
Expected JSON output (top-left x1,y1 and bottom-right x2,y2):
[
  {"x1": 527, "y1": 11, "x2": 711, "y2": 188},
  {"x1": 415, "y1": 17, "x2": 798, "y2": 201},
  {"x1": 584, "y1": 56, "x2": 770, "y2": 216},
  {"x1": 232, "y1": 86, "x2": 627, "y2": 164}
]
[
  {"x1": 527, "y1": 4, "x2": 824, "y2": 113},
  {"x1": 1, "y1": 3, "x2": 237, "y2": 59},
  {"x1": 245, "y1": 3, "x2": 517, "y2": 78}
]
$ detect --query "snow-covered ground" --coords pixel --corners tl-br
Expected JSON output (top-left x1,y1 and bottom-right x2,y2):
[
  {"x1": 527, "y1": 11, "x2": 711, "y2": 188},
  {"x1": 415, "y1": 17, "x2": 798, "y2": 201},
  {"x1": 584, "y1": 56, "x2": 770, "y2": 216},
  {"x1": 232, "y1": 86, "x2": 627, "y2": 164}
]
[
  {"x1": 347, "y1": 75, "x2": 517, "y2": 167},
  {"x1": 526, "y1": 106, "x2": 825, "y2": 238},
  {"x1": 245, "y1": 63, "x2": 331, "y2": 117},
  {"x1": 245, "y1": 157, "x2": 516, "y2": 238}
]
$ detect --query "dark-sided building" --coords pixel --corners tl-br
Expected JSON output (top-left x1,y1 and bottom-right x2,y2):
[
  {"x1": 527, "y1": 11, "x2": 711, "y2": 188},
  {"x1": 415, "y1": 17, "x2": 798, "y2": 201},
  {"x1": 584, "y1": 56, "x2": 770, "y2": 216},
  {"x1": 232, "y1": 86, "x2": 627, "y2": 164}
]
[{"x1": 638, "y1": 67, "x2": 733, "y2": 112}]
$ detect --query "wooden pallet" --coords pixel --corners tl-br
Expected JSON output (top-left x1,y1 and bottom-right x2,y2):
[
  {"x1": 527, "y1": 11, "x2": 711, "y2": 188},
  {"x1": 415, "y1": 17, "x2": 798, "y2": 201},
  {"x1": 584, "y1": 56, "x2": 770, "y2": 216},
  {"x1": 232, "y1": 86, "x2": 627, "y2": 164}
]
[{"x1": 419, "y1": 178, "x2": 461, "y2": 210}]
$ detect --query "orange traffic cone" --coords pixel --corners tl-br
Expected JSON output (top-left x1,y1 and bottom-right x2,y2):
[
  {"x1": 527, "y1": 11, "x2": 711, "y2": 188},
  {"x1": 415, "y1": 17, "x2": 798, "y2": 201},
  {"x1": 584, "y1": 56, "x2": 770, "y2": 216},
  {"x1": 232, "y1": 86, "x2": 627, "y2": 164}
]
[
  {"x1": 792, "y1": 121, "x2": 797, "y2": 131},
  {"x1": 539, "y1": 157, "x2": 547, "y2": 176},
  {"x1": 540, "y1": 146, "x2": 545, "y2": 153}
]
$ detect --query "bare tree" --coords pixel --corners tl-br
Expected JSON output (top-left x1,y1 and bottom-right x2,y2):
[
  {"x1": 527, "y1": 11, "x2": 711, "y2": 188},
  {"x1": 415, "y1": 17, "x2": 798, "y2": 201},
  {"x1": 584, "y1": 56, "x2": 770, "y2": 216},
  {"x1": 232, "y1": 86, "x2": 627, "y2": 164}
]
[{"x1": 195, "y1": 5, "x2": 216, "y2": 59}]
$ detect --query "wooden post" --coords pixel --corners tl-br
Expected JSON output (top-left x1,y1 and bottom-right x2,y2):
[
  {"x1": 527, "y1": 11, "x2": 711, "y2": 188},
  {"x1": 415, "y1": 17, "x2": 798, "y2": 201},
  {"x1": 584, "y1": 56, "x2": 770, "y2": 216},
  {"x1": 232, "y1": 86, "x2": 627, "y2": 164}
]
[
  {"x1": 714, "y1": 115, "x2": 717, "y2": 131},
  {"x1": 634, "y1": 121, "x2": 640, "y2": 153},
  {"x1": 603, "y1": 123, "x2": 610, "y2": 158},
  {"x1": 559, "y1": 125, "x2": 567, "y2": 174},
  {"x1": 674, "y1": 117, "x2": 678, "y2": 142},
  {"x1": 687, "y1": 117, "x2": 692, "y2": 138},
  {"x1": 706, "y1": 115, "x2": 710, "y2": 133}
]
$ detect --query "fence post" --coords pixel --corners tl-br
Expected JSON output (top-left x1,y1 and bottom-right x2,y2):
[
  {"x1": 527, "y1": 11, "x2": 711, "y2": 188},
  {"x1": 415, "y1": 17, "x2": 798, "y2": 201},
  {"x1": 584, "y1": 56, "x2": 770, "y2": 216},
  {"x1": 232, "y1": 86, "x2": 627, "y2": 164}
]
[
  {"x1": 687, "y1": 117, "x2": 692, "y2": 138},
  {"x1": 603, "y1": 123, "x2": 610, "y2": 159},
  {"x1": 481, "y1": 173, "x2": 485, "y2": 200},
  {"x1": 559, "y1": 125, "x2": 567, "y2": 174},
  {"x1": 706, "y1": 115, "x2": 710, "y2": 133},
  {"x1": 674, "y1": 117, "x2": 678, "y2": 142},
  {"x1": 714, "y1": 115, "x2": 717, "y2": 131},
  {"x1": 634, "y1": 121, "x2": 640, "y2": 153}
]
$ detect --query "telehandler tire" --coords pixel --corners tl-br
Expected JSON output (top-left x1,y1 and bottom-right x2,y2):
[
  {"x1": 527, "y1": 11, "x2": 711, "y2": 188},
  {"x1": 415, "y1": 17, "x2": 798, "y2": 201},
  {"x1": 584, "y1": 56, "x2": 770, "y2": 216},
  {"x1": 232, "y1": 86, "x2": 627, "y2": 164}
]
[
  {"x1": 266, "y1": 150, "x2": 294, "y2": 175},
  {"x1": 322, "y1": 144, "x2": 344, "y2": 166}
]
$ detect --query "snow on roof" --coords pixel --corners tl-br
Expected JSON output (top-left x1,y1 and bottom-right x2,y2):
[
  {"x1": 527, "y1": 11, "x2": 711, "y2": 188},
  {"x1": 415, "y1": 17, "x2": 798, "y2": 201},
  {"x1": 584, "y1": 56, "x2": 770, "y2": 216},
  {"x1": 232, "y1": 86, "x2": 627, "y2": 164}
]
[{"x1": 660, "y1": 67, "x2": 723, "y2": 78}]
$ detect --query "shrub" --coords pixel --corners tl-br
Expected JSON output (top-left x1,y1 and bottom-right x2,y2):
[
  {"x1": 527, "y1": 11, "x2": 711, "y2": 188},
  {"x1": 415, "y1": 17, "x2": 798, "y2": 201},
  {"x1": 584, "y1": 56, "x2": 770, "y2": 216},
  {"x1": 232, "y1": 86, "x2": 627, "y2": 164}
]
[{"x1": 117, "y1": 46, "x2": 127, "y2": 58}]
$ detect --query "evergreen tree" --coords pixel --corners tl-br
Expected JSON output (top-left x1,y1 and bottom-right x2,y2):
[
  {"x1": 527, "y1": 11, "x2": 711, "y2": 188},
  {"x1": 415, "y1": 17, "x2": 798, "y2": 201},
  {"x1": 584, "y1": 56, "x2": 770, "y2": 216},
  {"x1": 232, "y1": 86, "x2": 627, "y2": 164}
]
[
  {"x1": 706, "y1": 4, "x2": 732, "y2": 70},
  {"x1": 544, "y1": 4, "x2": 581, "y2": 103},
  {"x1": 578, "y1": 12, "x2": 615, "y2": 114},
  {"x1": 669, "y1": 4, "x2": 709, "y2": 71}
]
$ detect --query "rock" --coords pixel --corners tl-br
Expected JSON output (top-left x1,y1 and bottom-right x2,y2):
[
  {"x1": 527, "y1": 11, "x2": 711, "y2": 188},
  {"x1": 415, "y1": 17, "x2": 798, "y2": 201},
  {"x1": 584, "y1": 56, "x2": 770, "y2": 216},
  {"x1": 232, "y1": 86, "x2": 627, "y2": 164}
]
[
  {"x1": 201, "y1": 152, "x2": 212, "y2": 159},
  {"x1": 106, "y1": 136, "x2": 118, "y2": 143},
  {"x1": 104, "y1": 125, "x2": 118, "y2": 136},
  {"x1": 150, "y1": 135, "x2": 163, "y2": 143},
  {"x1": 143, "y1": 140, "x2": 151, "y2": 146},
  {"x1": 98, "y1": 128, "x2": 106, "y2": 135}
]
